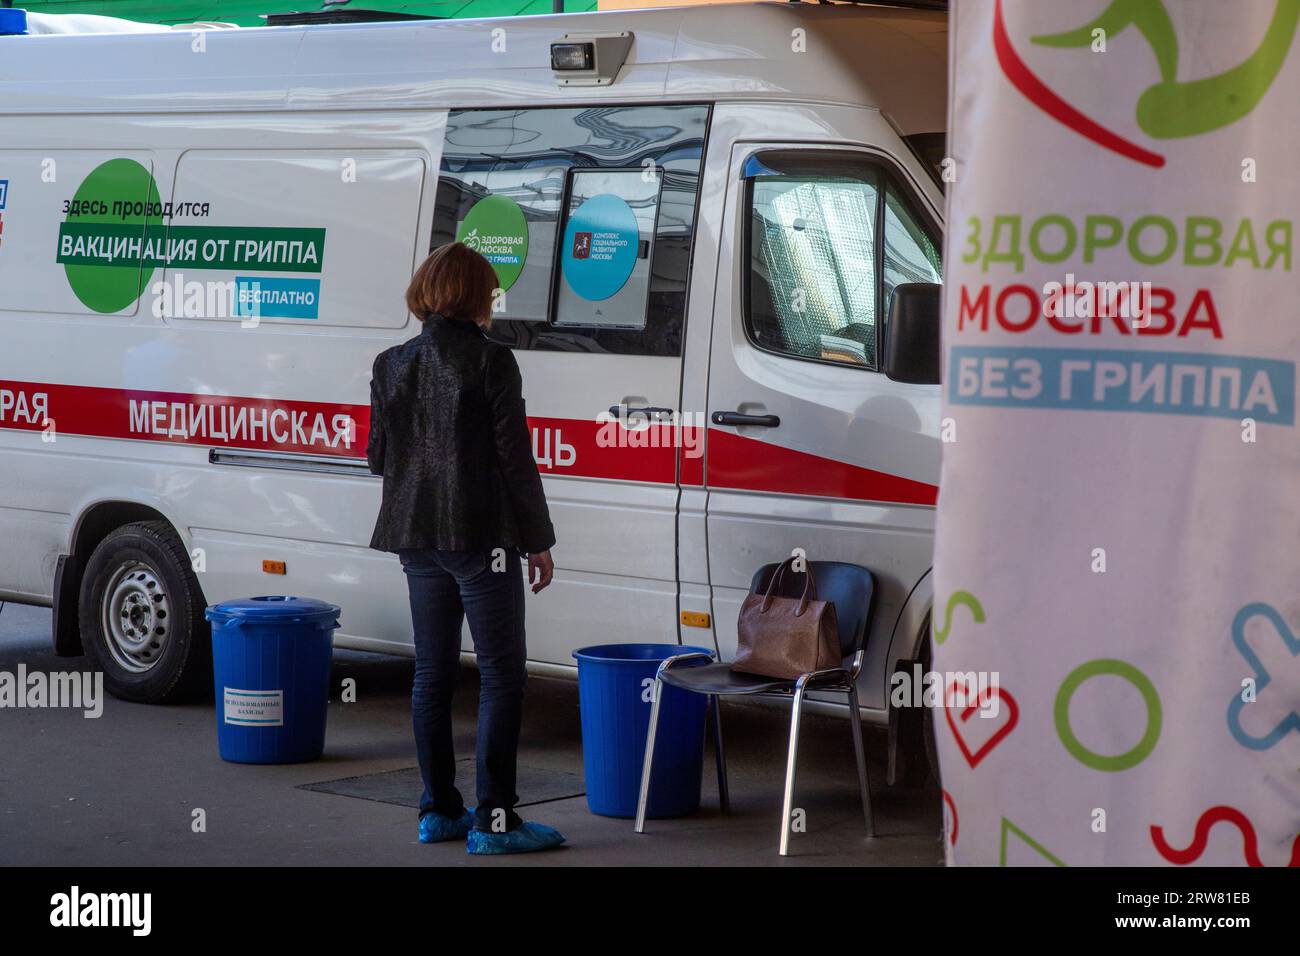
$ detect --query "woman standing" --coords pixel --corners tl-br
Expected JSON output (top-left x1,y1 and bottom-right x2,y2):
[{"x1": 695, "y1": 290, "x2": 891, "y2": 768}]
[{"x1": 367, "y1": 242, "x2": 565, "y2": 855}]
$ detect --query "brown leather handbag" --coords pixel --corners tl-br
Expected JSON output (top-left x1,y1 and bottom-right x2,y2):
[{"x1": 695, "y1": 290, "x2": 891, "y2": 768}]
[{"x1": 732, "y1": 559, "x2": 842, "y2": 681}]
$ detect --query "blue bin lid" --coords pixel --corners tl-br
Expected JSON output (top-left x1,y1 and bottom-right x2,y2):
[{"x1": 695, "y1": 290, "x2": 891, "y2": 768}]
[
  {"x1": 573, "y1": 643, "x2": 713, "y2": 663},
  {"x1": 0, "y1": 9, "x2": 28, "y2": 35},
  {"x1": 205, "y1": 595, "x2": 340, "y2": 627}
]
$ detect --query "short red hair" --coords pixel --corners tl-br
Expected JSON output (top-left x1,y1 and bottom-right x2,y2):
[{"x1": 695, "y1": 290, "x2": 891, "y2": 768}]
[{"x1": 406, "y1": 242, "x2": 499, "y2": 326}]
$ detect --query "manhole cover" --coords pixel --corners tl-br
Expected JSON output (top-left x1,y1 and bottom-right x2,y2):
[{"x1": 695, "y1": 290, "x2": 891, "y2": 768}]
[{"x1": 299, "y1": 759, "x2": 584, "y2": 809}]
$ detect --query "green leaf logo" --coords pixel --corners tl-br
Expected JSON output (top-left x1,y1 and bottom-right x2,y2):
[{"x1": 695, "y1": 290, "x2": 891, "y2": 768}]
[{"x1": 1033, "y1": 0, "x2": 1300, "y2": 139}]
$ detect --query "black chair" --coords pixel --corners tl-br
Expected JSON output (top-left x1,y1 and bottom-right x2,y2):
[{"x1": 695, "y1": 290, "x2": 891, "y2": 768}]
[{"x1": 634, "y1": 561, "x2": 876, "y2": 856}]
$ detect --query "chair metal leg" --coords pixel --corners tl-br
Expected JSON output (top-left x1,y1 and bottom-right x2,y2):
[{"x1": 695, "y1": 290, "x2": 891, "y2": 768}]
[
  {"x1": 848, "y1": 682, "x2": 875, "y2": 838},
  {"x1": 634, "y1": 675, "x2": 665, "y2": 834},
  {"x1": 779, "y1": 682, "x2": 808, "y2": 856},
  {"x1": 710, "y1": 695, "x2": 730, "y2": 815}
]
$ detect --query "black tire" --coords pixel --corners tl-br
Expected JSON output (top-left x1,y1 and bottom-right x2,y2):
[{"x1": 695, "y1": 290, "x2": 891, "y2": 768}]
[
  {"x1": 900, "y1": 616, "x2": 939, "y2": 789},
  {"x1": 921, "y1": 682, "x2": 940, "y2": 786},
  {"x1": 78, "y1": 520, "x2": 211, "y2": 703}
]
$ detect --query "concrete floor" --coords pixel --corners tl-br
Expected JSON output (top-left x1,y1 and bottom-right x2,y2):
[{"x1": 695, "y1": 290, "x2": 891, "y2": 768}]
[{"x1": 0, "y1": 601, "x2": 942, "y2": 866}]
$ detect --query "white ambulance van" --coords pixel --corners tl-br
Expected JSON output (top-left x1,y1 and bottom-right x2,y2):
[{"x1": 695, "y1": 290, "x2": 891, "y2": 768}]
[{"x1": 0, "y1": 3, "x2": 946, "y2": 778}]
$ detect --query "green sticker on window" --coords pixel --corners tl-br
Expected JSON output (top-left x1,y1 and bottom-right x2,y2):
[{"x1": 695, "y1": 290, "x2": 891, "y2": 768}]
[{"x1": 456, "y1": 195, "x2": 528, "y2": 291}]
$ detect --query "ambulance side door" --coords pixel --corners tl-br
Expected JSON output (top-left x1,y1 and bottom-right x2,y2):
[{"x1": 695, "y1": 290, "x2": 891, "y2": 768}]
[{"x1": 704, "y1": 138, "x2": 943, "y2": 710}]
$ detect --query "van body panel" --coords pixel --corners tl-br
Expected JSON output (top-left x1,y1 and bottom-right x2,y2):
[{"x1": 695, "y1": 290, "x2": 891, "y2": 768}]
[
  {"x1": 0, "y1": 6, "x2": 946, "y2": 729},
  {"x1": 0, "y1": 6, "x2": 946, "y2": 136},
  {"x1": 887, "y1": 566, "x2": 934, "y2": 674}
]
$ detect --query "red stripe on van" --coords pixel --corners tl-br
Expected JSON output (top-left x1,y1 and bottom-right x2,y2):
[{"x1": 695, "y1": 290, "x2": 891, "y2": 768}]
[
  {"x1": 679, "y1": 431, "x2": 705, "y2": 487},
  {"x1": 0, "y1": 381, "x2": 934, "y2": 503},
  {"x1": 527, "y1": 415, "x2": 679, "y2": 484},
  {"x1": 705, "y1": 428, "x2": 938, "y2": 506},
  {"x1": 0, "y1": 379, "x2": 368, "y2": 457}
]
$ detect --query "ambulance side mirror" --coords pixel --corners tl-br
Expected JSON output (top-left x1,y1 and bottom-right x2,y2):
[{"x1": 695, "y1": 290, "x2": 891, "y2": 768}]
[{"x1": 884, "y1": 283, "x2": 941, "y2": 385}]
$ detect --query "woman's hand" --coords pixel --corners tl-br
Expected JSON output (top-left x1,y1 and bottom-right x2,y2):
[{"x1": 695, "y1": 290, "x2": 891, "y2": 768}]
[{"x1": 527, "y1": 550, "x2": 554, "y2": 594}]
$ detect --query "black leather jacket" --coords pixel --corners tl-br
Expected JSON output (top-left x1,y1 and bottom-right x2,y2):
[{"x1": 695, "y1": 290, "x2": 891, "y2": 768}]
[{"x1": 366, "y1": 316, "x2": 556, "y2": 556}]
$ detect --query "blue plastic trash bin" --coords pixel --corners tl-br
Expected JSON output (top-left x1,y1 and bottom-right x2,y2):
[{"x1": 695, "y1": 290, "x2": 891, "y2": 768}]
[
  {"x1": 572, "y1": 643, "x2": 712, "y2": 818},
  {"x1": 204, "y1": 596, "x2": 340, "y2": 764}
]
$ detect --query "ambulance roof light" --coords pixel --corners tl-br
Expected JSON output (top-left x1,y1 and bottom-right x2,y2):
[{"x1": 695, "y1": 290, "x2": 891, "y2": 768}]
[
  {"x1": 550, "y1": 31, "x2": 632, "y2": 87},
  {"x1": 0, "y1": 7, "x2": 27, "y2": 36}
]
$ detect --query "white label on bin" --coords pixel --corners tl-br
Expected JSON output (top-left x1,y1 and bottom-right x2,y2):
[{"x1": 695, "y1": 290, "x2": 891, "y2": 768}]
[{"x1": 223, "y1": 687, "x2": 284, "y2": 727}]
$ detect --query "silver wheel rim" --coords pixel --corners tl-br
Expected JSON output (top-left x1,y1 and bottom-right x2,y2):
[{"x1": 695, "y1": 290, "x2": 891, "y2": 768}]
[{"x1": 101, "y1": 560, "x2": 172, "y2": 674}]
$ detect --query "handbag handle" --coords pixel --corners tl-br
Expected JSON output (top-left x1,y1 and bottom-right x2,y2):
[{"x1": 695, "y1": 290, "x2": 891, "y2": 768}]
[{"x1": 760, "y1": 558, "x2": 818, "y2": 616}]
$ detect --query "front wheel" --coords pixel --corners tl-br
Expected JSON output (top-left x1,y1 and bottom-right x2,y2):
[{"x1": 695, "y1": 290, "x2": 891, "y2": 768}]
[
  {"x1": 78, "y1": 520, "x2": 211, "y2": 703},
  {"x1": 898, "y1": 616, "x2": 940, "y2": 788}
]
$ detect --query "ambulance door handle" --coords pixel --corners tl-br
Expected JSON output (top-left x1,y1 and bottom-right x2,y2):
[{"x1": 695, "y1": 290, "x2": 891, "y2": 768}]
[
  {"x1": 609, "y1": 404, "x2": 675, "y2": 422},
  {"x1": 711, "y1": 411, "x2": 781, "y2": 428}
]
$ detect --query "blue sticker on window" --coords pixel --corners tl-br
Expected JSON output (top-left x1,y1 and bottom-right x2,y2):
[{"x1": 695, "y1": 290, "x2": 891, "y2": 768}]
[
  {"x1": 561, "y1": 193, "x2": 639, "y2": 301},
  {"x1": 0, "y1": 179, "x2": 8, "y2": 210}
]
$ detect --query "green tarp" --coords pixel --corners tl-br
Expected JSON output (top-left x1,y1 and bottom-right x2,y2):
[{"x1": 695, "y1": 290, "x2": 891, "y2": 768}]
[{"x1": 16, "y1": 0, "x2": 596, "y2": 29}]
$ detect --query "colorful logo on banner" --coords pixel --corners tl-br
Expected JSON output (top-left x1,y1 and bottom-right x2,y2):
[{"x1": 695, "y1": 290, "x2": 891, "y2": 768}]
[
  {"x1": 1151, "y1": 805, "x2": 1300, "y2": 867},
  {"x1": 1055, "y1": 658, "x2": 1162, "y2": 772},
  {"x1": 931, "y1": 591, "x2": 1300, "y2": 863},
  {"x1": 561, "y1": 193, "x2": 639, "y2": 301},
  {"x1": 993, "y1": 0, "x2": 1300, "y2": 167},
  {"x1": 932, "y1": 591, "x2": 1180, "y2": 862},
  {"x1": 946, "y1": 684, "x2": 1019, "y2": 768},
  {"x1": 456, "y1": 194, "x2": 528, "y2": 291},
  {"x1": 1000, "y1": 817, "x2": 1067, "y2": 867},
  {"x1": 933, "y1": 590, "x2": 985, "y2": 644},
  {"x1": 1226, "y1": 602, "x2": 1300, "y2": 750}
]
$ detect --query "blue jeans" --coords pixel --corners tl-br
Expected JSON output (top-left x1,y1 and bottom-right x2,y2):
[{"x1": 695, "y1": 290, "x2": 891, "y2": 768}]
[{"x1": 399, "y1": 548, "x2": 527, "y2": 832}]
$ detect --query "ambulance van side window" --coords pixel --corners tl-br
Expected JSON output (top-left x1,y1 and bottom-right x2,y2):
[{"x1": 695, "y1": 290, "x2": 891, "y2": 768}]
[
  {"x1": 883, "y1": 184, "x2": 943, "y2": 308},
  {"x1": 743, "y1": 151, "x2": 941, "y2": 372},
  {"x1": 431, "y1": 105, "x2": 709, "y2": 356},
  {"x1": 552, "y1": 167, "x2": 661, "y2": 330}
]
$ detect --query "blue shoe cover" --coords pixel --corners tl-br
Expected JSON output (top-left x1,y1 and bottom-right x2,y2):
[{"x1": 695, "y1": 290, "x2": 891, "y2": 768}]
[
  {"x1": 419, "y1": 809, "x2": 474, "y2": 844},
  {"x1": 467, "y1": 821, "x2": 566, "y2": 855}
]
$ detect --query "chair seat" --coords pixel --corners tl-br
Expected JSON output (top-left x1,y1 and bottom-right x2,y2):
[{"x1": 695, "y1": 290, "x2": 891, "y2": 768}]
[
  {"x1": 659, "y1": 662, "x2": 850, "y2": 696},
  {"x1": 659, "y1": 662, "x2": 792, "y2": 695}
]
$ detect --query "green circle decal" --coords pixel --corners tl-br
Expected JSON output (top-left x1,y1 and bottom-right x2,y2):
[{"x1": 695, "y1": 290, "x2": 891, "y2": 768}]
[
  {"x1": 456, "y1": 194, "x2": 528, "y2": 291},
  {"x1": 1054, "y1": 658, "x2": 1162, "y2": 772},
  {"x1": 63, "y1": 158, "x2": 164, "y2": 314}
]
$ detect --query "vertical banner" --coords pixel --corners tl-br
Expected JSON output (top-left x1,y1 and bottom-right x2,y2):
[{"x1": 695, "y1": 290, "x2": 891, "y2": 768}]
[{"x1": 936, "y1": 0, "x2": 1300, "y2": 865}]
